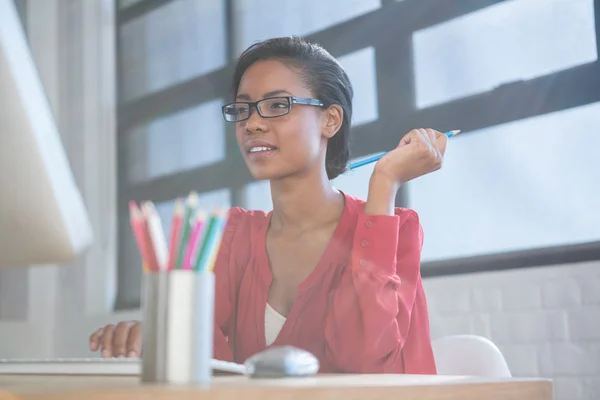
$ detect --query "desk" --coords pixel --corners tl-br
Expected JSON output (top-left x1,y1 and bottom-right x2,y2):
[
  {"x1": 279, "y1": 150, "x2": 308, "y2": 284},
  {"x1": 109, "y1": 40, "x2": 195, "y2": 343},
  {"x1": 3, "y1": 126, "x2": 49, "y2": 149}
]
[{"x1": 0, "y1": 374, "x2": 552, "y2": 400}]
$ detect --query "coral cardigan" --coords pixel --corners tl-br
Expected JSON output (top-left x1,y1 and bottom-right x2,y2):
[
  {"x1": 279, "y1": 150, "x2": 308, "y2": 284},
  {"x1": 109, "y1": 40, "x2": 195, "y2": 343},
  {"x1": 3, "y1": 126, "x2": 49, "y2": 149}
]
[{"x1": 212, "y1": 192, "x2": 436, "y2": 374}]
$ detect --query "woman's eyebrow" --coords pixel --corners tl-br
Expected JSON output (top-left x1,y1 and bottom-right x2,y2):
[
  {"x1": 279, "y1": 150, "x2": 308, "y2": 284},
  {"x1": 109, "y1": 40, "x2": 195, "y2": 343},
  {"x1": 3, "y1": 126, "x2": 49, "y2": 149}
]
[{"x1": 235, "y1": 89, "x2": 292, "y2": 101}]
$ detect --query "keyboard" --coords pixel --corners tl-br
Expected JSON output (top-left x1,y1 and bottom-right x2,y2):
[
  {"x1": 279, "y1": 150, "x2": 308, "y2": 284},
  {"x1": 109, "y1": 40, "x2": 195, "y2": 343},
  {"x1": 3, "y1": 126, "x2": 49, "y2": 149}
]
[{"x1": 0, "y1": 357, "x2": 246, "y2": 376}]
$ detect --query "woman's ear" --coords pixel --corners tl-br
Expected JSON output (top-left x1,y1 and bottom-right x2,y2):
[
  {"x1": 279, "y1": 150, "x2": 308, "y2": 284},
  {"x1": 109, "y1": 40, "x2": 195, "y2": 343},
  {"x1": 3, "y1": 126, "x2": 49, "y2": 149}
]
[{"x1": 322, "y1": 104, "x2": 343, "y2": 139}]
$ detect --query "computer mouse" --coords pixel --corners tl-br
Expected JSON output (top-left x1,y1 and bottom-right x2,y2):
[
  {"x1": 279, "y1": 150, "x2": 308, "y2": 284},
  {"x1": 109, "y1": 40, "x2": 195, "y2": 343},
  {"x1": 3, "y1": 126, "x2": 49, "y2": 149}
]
[{"x1": 244, "y1": 346, "x2": 320, "y2": 378}]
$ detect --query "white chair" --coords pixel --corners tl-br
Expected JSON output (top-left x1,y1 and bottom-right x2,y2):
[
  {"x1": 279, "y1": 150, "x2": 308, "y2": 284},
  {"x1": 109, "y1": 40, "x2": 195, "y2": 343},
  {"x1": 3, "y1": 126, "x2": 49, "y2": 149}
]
[{"x1": 431, "y1": 334, "x2": 511, "y2": 377}]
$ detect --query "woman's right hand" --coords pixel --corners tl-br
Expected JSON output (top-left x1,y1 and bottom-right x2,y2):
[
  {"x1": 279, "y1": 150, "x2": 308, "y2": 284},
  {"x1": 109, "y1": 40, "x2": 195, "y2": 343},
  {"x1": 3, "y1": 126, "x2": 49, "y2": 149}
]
[{"x1": 89, "y1": 321, "x2": 142, "y2": 358}]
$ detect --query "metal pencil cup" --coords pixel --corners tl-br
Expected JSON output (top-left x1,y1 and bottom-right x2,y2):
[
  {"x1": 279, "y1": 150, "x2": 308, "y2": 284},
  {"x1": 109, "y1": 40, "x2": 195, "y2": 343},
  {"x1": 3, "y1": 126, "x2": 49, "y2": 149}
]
[
  {"x1": 141, "y1": 271, "x2": 169, "y2": 383},
  {"x1": 192, "y1": 270, "x2": 215, "y2": 386},
  {"x1": 141, "y1": 269, "x2": 215, "y2": 385},
  {"x1": 165, "y1": 270, "x2": 216, "y2": 386}
]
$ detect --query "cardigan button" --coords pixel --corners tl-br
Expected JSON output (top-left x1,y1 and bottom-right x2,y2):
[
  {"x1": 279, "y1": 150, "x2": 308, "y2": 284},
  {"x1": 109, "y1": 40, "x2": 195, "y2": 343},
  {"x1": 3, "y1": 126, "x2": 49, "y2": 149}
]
[
  {"x1": 365, "y1": 220, "x2": 373, "y2": 228},
  {"x1": 359, "y1": 259, "x2": 368, "y2": 267},
  {"x1": 360, "y1": 240, "x2": 368, "y2": 247}
]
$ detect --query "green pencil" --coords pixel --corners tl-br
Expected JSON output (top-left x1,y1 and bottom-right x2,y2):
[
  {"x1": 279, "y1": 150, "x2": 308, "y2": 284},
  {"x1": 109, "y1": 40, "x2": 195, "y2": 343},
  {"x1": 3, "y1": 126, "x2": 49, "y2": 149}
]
[
  {"x1": 193, "y1": 211, "x2": 218, "y2": 272},
  {"x1": 175, "y1": 191, "x2": 199, "y2": 269}
]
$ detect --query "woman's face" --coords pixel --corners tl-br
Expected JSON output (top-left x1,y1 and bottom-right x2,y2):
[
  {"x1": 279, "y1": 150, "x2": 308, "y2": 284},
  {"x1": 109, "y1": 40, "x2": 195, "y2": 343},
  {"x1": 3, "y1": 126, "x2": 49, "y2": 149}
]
[{"x1": 235, "y1": 59, "x2": 329, "y2": 181}]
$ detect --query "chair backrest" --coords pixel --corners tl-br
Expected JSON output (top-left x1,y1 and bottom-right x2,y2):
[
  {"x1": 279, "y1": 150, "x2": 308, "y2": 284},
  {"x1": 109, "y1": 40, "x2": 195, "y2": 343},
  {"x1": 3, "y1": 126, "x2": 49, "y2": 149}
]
[{"x1": 431, "y1": 334, "x2": 511, "y2": 377}]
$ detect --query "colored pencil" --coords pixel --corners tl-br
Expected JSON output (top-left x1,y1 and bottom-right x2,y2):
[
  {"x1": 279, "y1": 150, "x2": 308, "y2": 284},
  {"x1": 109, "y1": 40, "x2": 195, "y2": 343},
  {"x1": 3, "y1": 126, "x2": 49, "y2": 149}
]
[
  {"x1": 167, "y1": 200, "x2": 184, "y2": 271},
  {"x1": 129, "y1": 201, "x2": 158, "y2": 272},
  {"x1": 142, "y1": 217, "x2": 160, "y2": 272},
  {"x1": 129, "y1": 201, "x2": 149, "y2": 272},
  {"x1": 207, "y1": 211, "x2": 229, "y2": 272},
  {"x1": 193, "y1": 211, "x2": 219, "y2": 272},
  {"x1": 141, "y1": 201, "x2": 169, "y2": 271},
  {"x1": 175, "y1": 192, "x2": 199, "y2": 269},
  {"x1": 182, "y1": 211, "x2": 207, "y2": 270},
  {"x1": 349, "y1": 130, "x2": 461, "y2": 170},
  {"x1": 130, "y1": 191, "x2": 232, "y2": 275}
]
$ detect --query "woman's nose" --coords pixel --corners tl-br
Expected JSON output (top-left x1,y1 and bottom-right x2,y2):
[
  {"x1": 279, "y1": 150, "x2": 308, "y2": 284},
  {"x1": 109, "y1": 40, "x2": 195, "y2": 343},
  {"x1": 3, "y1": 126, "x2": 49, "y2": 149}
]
[{"x1": 245, "y1": 109, "x2": 267, "y2": 133}]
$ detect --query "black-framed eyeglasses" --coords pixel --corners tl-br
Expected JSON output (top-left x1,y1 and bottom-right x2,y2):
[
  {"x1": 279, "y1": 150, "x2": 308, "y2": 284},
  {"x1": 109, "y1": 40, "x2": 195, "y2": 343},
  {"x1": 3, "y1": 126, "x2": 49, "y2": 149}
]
[{"x1": 222, "y1": 96, "x2": 324, "y2": 122}]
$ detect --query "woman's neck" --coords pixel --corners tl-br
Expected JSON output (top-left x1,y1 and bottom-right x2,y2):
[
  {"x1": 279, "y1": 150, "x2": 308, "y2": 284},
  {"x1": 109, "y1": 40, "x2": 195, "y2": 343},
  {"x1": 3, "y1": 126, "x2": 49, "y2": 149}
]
[{"x1": 269, "y1": 169, "x2": 344, "y2": 233}]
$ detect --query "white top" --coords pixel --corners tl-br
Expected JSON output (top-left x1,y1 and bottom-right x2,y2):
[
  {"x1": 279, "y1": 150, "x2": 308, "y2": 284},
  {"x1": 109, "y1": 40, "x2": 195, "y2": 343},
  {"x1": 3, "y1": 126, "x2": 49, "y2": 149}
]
[{"x1": 264, "y1": 303, "x2": 287, "y2": 346}]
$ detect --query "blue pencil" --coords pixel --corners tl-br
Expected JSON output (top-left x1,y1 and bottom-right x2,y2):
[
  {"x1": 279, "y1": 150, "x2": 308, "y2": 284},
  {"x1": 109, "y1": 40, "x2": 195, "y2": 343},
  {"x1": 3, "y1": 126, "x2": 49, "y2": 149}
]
[{"x1": 349, "y1": 130, "x2": 460, "y2": 170}]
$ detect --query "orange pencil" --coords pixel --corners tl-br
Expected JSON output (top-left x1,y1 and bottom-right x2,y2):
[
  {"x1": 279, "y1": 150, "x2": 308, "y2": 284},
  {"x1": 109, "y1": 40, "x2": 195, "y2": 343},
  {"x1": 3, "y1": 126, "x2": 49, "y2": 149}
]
[{"x1": 167, "y1": 200, "x2": 184, "y2": 271}]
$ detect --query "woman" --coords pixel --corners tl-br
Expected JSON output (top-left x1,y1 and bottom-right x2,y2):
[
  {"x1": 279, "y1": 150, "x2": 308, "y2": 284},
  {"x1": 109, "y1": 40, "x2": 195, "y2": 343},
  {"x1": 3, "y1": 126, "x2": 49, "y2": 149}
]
[{"x1": 90, "y1": 36, "x2": 446, "y2": 374}]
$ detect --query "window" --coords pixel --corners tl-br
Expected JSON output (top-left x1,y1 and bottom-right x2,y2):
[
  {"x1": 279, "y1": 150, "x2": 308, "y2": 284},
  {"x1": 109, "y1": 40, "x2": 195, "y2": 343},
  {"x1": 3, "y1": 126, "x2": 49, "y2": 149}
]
[
  {"x1": 196, "y1": 188, "x2": 232, "y2": 210},
  {"x1": 116, "y1": 0, "x2": 600, "y2": 306},
  {"x1": 119, "y1": 0, "x2": 227, "y2": 101},
  {"x1": 244, "y1": 180, "x2": 273, "y2": 211},
  {"x1": 232, "y1": 0, "x2": 381, "y2": 55},
  {"x1": 332, "y1": 153, "x2": 380, "y2": 201},
  {"x1": 338, "y1": 47, "x2": 379, "y2": 126},
  {"x1": 408, "y1": 102, "x2": 600, "y2": 262},
  {"x1": 153, "y1": 199, "x2": 178, "y2": 237},
  {"x1": 413, "y1": 0, "x2": 597, "y2": 108},
  {"x1": 119, "y1": 0, "x2": 143, "y2": 8},
  {"x1": 156, "y1": 189, "x2": 232, "y2": 238},
  {"x1": 123, "y1": 99, "x2": 226, "y2": 184}
]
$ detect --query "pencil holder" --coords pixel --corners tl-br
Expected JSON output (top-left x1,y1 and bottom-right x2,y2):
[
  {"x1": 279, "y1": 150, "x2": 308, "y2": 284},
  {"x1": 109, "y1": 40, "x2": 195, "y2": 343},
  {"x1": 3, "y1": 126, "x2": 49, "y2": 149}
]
[
  {"x1": 192, "y1": 270, "x2": 215, "y2": 386},
  {"x1": 166, "y1": 269, "x2": 195, "y2": 384},
  {"x1": 141, "y1": 271, "x2": 169, "y2": 383},
  {"x1": 129, "y1": 195, "x2": 226, "y2": 385}
]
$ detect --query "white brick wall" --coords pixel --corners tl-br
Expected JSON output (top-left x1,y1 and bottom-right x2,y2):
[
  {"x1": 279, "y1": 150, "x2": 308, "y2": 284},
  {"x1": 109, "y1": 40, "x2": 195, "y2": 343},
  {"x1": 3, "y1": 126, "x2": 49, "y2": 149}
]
[{"x1": 424, "y1": 260, "x2": 600, "y2": 400}]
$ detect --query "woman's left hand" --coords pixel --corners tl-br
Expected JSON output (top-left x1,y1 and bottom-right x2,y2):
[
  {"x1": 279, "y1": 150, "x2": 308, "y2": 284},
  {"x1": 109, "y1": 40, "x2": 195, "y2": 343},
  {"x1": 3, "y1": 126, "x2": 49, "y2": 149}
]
[{"x1": 372, "y1": 128, "x2": 448, "y2": 188}]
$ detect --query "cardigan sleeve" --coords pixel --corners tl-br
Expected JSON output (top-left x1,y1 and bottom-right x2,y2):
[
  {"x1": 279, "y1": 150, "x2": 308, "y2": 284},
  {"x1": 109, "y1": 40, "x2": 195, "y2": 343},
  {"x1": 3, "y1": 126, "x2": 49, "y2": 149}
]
[
  {"x1": 212, "y1": 207, "x2": 246, "y2": 362},
  {"x1": 324, "y1": 209, "x2": 425, "y2": 373}
]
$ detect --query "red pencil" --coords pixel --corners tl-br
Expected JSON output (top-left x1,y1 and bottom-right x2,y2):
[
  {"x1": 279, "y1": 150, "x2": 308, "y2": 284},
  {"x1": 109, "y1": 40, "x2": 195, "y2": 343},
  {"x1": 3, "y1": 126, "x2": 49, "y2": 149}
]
[
  {"x1": 167, "y1": 200, "x2": 184, "y2": 271},
  {"x1": 129, "y1": 201, "x2": 157, "y2": 272}
]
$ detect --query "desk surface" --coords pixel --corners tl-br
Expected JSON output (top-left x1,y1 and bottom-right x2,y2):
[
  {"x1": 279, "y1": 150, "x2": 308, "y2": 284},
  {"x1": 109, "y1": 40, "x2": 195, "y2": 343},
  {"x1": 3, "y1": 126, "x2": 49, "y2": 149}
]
[{"x1": 0, "y1": 374, "x2": 553, "y2": 400}]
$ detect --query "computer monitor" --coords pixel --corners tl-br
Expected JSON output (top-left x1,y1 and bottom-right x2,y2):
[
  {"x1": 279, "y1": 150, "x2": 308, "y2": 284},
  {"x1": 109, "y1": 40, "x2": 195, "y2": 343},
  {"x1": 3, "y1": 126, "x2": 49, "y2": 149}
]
[{"x1": 0, "y1": 0, "x2": 92, "y2": 268}]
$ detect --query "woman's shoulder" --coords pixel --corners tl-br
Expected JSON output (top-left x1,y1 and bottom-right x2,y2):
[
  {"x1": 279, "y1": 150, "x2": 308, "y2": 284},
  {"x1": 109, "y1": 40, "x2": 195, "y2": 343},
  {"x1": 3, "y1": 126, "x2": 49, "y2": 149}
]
[
  {"x1": 224, "y1": 206, "x2": 269, "y2": 232},
  {"x1": 226, "y1": 206, "x2": 269, "y2": 220},
  {"x1": 219, "y1": 207, "x2": 269, "y2": 259}
]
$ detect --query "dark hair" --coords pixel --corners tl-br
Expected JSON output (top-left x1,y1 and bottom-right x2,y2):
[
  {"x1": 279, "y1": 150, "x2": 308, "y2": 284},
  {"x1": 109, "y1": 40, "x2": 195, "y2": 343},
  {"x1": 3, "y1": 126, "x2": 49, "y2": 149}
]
[{"x1": 232, "y1": 37, "x2": 353, "y2": 180}]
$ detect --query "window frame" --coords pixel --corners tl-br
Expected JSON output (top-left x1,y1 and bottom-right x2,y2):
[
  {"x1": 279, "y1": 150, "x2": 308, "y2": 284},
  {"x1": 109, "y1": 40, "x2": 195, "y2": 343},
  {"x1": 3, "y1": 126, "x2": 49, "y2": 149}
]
[{"x1": 115, "y1": 0, "x2": 600, "y2": 309}]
